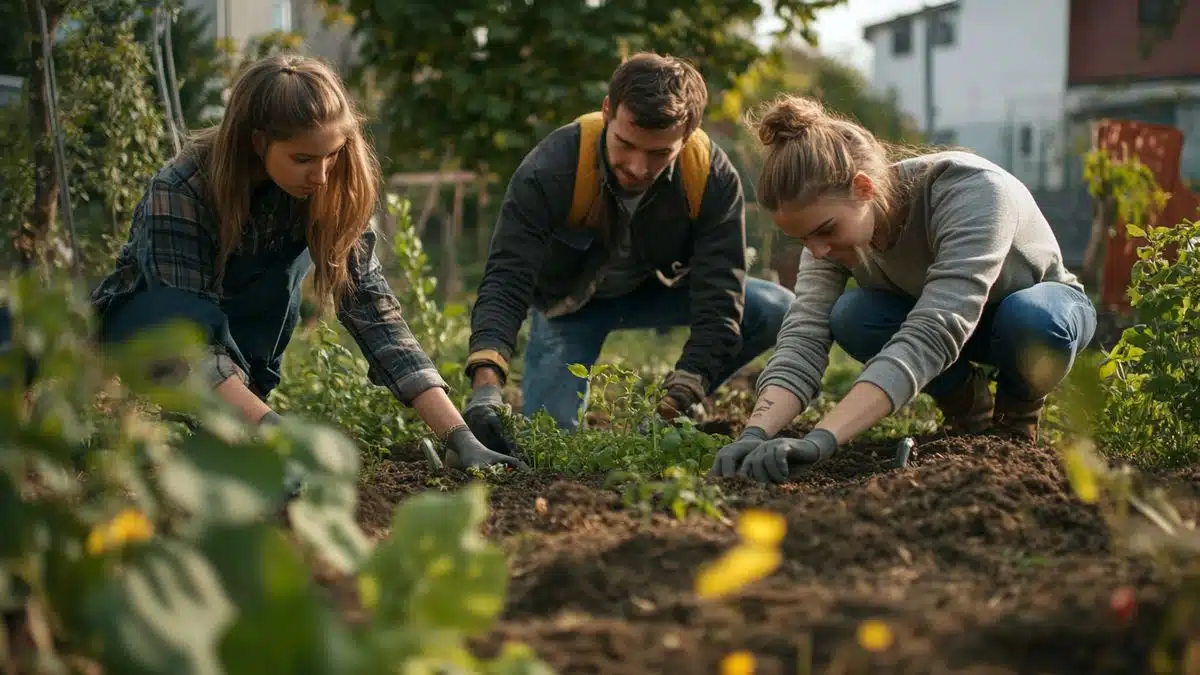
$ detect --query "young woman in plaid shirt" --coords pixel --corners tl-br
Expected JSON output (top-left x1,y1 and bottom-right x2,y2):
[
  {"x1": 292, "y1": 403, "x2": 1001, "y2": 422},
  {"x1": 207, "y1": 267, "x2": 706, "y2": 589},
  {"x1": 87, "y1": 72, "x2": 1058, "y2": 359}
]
[{"x1": 82, "y1": 54, "x2": 525, "y2": 471}]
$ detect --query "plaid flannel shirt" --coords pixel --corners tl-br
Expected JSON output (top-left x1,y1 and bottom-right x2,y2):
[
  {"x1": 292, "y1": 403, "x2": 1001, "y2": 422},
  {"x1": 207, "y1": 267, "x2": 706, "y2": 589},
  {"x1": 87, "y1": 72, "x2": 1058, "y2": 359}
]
[{"x1": 89, "y1": 156, "x2": 447, "y2": 405}]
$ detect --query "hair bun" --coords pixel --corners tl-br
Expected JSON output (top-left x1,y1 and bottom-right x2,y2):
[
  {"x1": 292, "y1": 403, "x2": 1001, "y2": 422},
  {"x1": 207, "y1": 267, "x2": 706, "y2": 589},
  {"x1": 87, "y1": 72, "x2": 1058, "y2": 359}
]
[{"x1": 755, "y1": 95, "x2": 826, "y2": 147}]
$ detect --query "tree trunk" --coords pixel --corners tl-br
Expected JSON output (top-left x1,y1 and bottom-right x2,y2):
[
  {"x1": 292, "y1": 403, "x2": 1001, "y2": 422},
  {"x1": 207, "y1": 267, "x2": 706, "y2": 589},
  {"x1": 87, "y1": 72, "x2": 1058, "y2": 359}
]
[
  {"x1": 1082, "y1": 195, "x2": 1113, "y2": 292},
  {"x1": 13, "y1": 0, "x2": 62, "y2": 272}
]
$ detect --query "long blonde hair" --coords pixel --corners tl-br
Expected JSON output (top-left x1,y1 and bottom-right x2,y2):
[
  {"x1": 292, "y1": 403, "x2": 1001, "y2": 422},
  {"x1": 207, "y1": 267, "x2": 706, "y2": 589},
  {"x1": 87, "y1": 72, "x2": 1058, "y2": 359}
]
[
  {"x1": 184, "y1": 53, "x2": 381, "y2": 310},
  {"x1": 745, "y1": 95, "x2": 920, "y2": 235}
]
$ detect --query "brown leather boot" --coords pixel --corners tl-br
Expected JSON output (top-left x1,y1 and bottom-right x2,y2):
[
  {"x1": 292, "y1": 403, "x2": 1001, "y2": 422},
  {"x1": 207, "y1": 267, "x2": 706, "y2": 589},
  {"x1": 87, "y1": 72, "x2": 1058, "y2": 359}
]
[
  {"x1": 932, "y1": 366, "x2": 994, "y2": 436},
  {"x1": 991, "y1": 393, "x2": 1045, "y2": 443}
]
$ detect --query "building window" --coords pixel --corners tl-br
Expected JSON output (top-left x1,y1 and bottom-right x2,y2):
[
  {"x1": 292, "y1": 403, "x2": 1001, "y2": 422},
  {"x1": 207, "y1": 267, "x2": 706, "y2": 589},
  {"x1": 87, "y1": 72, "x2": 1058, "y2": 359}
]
[
  {"x1": 929, "y1": 8, "x2": 957, "y2": 47},
  {"x1": 273, "y1": 0, "x2": 292, "y2": 32},
  {"x1": 892, "y1": 17, "x2": 912, "y2": 55},
  {"x1": 1019, "y1": 124, "x2": 1034, "y2": 157}
]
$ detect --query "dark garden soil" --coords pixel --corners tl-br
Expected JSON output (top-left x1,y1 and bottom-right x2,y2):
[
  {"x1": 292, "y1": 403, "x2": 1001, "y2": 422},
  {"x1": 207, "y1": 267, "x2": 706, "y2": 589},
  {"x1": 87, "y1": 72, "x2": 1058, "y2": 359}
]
[{"x1": 319, "y1": 415, "x2": 1200, "y2": 675}]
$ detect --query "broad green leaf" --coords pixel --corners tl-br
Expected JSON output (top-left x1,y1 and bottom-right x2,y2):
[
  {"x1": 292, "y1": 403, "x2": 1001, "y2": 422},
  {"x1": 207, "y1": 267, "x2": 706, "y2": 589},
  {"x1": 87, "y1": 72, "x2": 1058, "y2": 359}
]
[
  {"x1": 1099, "y1": 359, "x2": 1118, "y2": 380},
  {"x1": 567, "y1": 363, "x2": 589, "y2": 378},
  {"x1": 204, "y1": 525, "x2": 355, "y2": 675},
  {"x1": 365, "y1": 483, "x2": 507, "y2": 635},
  {"x1": 156, "y1": 432, "x2": 288, "y2": 534},
  {"x1": 81, "y1": 540, "x2": 236, "y2": 675},
  {"x1": 278, "y1": 423, "x2": 371, "y2": 574}
]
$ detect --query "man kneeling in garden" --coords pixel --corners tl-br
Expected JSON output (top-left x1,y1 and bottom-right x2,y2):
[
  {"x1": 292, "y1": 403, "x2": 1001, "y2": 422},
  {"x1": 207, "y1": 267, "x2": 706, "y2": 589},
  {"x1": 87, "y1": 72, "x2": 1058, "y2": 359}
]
[{"x1": 460, "y1": 52, "x2": 795, "y2": 456}]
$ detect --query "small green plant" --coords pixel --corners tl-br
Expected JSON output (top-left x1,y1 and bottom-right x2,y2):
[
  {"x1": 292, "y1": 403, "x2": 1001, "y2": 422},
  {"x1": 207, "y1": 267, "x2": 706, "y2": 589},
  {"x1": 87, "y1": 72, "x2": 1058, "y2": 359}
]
[
  {"x1": 270, "y1": 321, "x2": 416, "y2": 463},
  {"x1": 606, "y1": 466, "x2": 729, "y2": 523},
  {"x1": 1080, "y1": 144, "x2": 1171, "y2": 288},
  {"x1": 1093, "y1": 218, "x2": 1200, "y2": 466},
  {"x1": 270, "y1": 194, "x2": 473, "y2": 460}
]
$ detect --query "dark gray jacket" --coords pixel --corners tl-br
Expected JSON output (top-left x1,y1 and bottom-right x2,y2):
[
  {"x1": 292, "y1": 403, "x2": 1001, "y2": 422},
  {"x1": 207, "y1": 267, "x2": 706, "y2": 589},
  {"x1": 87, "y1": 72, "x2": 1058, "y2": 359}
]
[{"x1": 466, "y1": 116, "x2": 748, "y2": 398}]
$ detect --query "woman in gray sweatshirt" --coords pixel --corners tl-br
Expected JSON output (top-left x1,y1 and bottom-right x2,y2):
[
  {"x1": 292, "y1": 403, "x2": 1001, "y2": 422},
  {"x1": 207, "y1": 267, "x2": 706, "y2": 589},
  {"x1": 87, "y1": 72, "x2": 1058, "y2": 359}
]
[{"x1": 712, "y1": 95, "x2": 1096, "y2": 484}]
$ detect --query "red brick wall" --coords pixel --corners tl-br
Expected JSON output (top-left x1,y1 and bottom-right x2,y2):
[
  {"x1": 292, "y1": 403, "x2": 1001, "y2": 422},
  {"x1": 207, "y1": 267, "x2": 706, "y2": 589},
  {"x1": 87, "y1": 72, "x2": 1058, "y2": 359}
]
[{"x1": 1069, "y1": 0, "x2": 1200, "y2": 84}]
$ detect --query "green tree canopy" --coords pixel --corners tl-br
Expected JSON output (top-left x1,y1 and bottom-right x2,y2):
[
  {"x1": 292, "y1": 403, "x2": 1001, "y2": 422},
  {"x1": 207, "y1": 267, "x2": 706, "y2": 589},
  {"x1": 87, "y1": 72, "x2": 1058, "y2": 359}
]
[{"x1": 321, "y1": 0, "x2": 845, "y2": 179}]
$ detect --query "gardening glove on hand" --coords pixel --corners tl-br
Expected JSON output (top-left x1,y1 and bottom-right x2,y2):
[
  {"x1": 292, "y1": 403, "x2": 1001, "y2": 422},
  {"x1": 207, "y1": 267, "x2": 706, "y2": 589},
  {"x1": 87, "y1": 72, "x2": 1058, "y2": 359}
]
[
  {"x1": 659, "y1": 370, "x2": 706, "y2": 423},
  {"x1": 444, "y1": 425, "x2": 528, "y2": 471},
  {"x1": 462, "y1": 384, "x2": 519, "y2": 456},
  {"x1": 739, "y1": 428, "x2": 839, "y2": 485},
  {"x1": 709, "y1": 426, "x2": 769, "y2": 477}
]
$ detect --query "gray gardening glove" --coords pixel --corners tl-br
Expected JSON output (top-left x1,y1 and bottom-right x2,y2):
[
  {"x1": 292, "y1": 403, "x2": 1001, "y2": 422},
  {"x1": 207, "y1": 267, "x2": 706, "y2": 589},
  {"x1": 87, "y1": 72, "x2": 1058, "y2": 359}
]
[
  {"x1": 709, "y1": 426, "x2": 769, "y2": 477},
  {"x1": 444, "y1": 425, "x2": 528, "y2": 471},
  {"x1": 739, "y1": 429, "x2": 839, "y2": 484},
  {"x1": 461, "y1": 384, "x2": 520, "y2": 456}
]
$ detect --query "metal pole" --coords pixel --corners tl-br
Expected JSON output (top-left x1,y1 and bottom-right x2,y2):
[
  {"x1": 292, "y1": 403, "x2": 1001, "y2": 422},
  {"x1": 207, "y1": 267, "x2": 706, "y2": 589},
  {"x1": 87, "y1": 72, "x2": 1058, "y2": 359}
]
[
  {"x1": 162, "y1": 2, "x2": 186, "y2": 134},
  {"x1": 37, "y1": 0, "x2": 79, "y2": 275},
  {"x1": 150, "y1": 4, "x2": 181, "y2": 154},
  {"x1": 923, "y1": 3, "x2": 936, "y2": 137}
]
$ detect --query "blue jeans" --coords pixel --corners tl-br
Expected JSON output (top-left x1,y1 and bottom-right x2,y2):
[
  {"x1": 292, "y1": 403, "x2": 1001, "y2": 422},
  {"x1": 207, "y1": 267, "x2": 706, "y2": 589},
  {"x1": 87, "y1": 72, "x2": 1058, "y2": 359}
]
[
  {"x1": 521, "y1": 277, "x2": 796, "y2": 430},
  {"x1": 829, "y1": 282, "x2": 1097, "y2": 402}
]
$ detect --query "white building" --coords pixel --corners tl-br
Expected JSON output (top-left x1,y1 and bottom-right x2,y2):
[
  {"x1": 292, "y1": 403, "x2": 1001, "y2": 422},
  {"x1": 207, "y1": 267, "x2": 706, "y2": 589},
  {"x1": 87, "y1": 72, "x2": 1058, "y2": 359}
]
[
  {"x1": 183, "y1": 0, "x2": 357, "y2": 71},
  {"x1": 862, "y1": 0, "x2": 1071, "y2": 190},
  {"x1": 182, "y1": 0, "x2": 294, "y2": 49}
]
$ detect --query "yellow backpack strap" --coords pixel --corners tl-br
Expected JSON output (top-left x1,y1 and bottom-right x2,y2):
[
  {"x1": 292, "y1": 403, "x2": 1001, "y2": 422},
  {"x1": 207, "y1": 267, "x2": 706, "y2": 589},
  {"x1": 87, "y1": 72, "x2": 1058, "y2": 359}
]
[
  {"x1": 569, "y1": 111, "x2": 606, "y2": 227},
  {"x1": 679, "y1": 127, "x2": 712, "y2": 220},
  {"x1": 569, "y1": 111, "x2": 712, "y2": 224}
]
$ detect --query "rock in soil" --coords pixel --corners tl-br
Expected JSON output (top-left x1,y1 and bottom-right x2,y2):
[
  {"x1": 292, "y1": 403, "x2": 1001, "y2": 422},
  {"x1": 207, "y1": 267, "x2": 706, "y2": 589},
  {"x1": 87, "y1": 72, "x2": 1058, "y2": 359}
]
[{"x1": 331, "y1": 434, "x2": 1200, "y2": 675}]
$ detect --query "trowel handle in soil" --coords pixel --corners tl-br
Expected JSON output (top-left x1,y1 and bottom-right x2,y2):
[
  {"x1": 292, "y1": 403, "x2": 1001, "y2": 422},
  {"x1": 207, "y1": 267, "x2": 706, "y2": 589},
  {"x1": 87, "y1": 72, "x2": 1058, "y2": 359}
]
[
  {"x1": 892, "y1": 437, "x2": 915, "y2": 469},
  {"x1": 420, "y1": 437, "x2": 444, "y2": 471}
]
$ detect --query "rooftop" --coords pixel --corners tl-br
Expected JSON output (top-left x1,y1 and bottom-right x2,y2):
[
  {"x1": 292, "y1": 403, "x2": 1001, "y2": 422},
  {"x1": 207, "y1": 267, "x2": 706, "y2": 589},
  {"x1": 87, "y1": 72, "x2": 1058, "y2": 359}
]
[{"x1": 862, "y1": 1, "x2": 960, "y2": 41}]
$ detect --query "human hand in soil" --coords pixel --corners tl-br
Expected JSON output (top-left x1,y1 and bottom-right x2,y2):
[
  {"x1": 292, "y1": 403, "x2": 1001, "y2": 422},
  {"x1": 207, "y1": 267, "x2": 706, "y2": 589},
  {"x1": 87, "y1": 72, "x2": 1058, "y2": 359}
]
[
  {"x1": 444, "y1": 424, "x2": 528, "y2": 471},
  {"x1": 738, "y1": 429, "x2": 839, "y2": 484},
  {"x1": 461, "y1": 383, "x2": 520, "y2": 455},
  {"x1": 709, "y1": 426, "x2": 769, "y2": 476}
]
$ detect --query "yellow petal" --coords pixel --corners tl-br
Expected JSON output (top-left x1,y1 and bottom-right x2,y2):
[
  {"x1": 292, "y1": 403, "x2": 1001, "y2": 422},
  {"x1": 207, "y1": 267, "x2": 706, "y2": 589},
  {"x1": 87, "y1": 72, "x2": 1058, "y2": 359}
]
[
  {"x1": 695, "y1": 545, "x2": 781, "y2": 600},
  {"x1": 857, "y1": 619, "x2": 894, "y2": 652},
  {"x1": 1062, "y1": 444, "x2": 1099, "y2": 504},
  {"x1": 357, "y1": 574, "x2": 379, "y2": 610},
  {"x1": 85, "y1": 528, "x2": 107, "y2": 556},
  {"x1": 736, "y1": 510, "x2": 786, "y2": 548},
  {"x1": 720, "y1": 650, "x2": 756, "y2": 675}
]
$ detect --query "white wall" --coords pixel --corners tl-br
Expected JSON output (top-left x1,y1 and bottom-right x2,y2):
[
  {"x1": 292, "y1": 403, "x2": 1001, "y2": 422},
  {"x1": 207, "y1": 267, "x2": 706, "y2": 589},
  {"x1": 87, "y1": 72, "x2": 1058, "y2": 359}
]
[
  {"x1": 865, "y1": 0, "x2": 1070, "y2": 189},
  {"x1": 183, "y1": 0, "x2": 286, "y2": 49}
]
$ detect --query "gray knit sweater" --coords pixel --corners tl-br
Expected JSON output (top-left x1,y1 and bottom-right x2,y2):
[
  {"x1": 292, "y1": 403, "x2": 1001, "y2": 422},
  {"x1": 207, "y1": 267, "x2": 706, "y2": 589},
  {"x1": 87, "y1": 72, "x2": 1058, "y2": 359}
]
[{"x1": 756, "y1": 150, "x2": 1084, "y2": 412}]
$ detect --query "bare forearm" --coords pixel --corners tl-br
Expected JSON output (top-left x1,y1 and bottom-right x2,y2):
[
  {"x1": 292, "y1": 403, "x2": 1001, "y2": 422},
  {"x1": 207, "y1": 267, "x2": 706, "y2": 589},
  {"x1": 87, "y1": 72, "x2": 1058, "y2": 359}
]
[
  {"x1": 813, "y1": 381, "x2": 894, "y2": 444},
  {"x1": 214, "y1": 375, "x2": 272, "y2": 423},
  {"x1": 411, "y1": 386, "x2": 469, "y2": 437},
  {"x1": 745, "y1": 385, "x2": 805, "y2": 437}
]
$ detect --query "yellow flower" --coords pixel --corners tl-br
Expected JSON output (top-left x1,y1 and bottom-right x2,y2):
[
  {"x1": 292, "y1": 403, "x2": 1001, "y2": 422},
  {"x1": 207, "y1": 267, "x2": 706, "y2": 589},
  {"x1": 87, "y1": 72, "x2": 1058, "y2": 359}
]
[
  {"x1": 856, "y1": 619, "x2": 894, "y2": 652},
  {"x1": 86, "y1": 508, "x2": 153, "y2": 555},
  {"x1": 694, "y1": 544, "x2": 781, "y2": 600},
  {"x1": 720, "y1": 650, "x2": 756, "y2": 675},
  {"x1": 1062, "y1": 442, "x2": 1099, "y2": 504},
  {"x1": 736, "y1": 510, "x2": 786, "y2": 548}
]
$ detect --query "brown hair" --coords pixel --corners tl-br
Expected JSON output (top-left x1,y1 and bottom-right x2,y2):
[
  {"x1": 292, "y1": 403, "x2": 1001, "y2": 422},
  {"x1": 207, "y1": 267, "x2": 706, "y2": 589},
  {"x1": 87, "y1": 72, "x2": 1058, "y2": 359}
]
[
  {"x1": 746, "y1": 94, "x2": 917, "y2": 232},
  {"x1": 183, "y1": 53, "x2": 381, "y2": 311},
  {"x1": 607, "y1": 52, "x2": 708, "y2": 135}
]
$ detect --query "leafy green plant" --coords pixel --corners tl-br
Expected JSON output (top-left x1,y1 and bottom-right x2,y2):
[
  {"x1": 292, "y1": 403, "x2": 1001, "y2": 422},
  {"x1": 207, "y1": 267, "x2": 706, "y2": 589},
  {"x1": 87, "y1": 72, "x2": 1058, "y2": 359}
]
[
  {"x1": 1080, "y1": 144, "x2": 1171, "y2": 289},
  {"x1": 270, "y1": 194, "x2": 473, "y2": 458},
  {"x1": 270, "y1": 321, "x2": 415, "y2": 464},
  {"x1": 0, "y1": 272, "x2": 550, "y2": 674},
  {"x1": 606, "y1": 466, "x2": 730, "y2": 523},
  {"x1": 1093, "y1": 218, "x2": 1200, "y2": 466}
]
